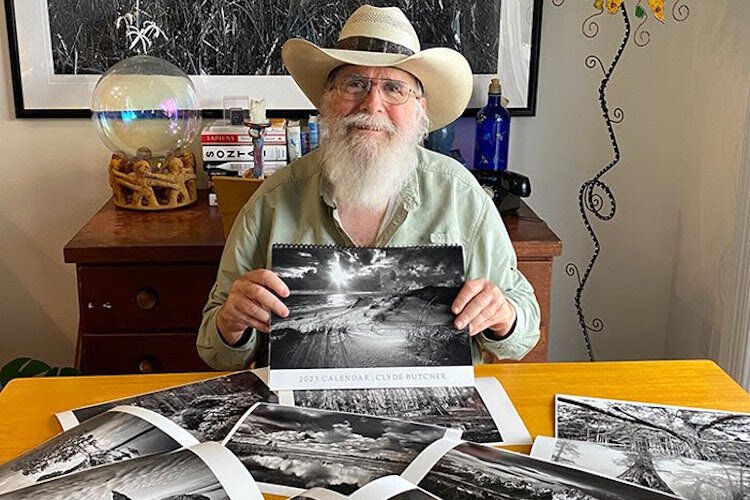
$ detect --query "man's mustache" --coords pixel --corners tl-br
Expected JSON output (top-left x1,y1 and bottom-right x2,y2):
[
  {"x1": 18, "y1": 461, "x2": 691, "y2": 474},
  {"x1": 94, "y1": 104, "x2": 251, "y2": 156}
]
[{"x1": 338, "y1": 113, "x2": 397, "y2": 135}]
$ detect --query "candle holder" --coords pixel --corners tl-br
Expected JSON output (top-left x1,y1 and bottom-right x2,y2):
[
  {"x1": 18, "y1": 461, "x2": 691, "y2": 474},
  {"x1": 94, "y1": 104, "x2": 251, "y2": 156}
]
[{"x1": 244, "y1": 120, "x2": 270, "y2": 179}]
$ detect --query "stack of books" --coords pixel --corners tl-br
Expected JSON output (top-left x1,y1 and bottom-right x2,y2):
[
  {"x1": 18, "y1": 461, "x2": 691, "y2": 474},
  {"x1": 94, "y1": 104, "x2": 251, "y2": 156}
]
[
  {"x1": 201, "y1": 120, "x2": 288, "y2": 179},
  {"x1": 201, "y1": 119, "x2": 289, "y2": 205}
]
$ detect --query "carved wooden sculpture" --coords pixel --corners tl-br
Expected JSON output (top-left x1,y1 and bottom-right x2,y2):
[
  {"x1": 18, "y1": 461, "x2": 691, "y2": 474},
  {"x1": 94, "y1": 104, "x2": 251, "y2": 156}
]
[{"x1": 108, "y1": 152, "x2": 198, "y2": 210}]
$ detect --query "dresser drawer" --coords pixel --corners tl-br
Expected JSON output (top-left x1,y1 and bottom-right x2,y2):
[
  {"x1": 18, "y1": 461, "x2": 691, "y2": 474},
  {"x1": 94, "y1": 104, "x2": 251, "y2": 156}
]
[
  {"x1": 77, "y1": 333, "x2": 212, "y2": 374},
  {"x1": 78, "y1": 265, "x2": 217, "y2": 332}
]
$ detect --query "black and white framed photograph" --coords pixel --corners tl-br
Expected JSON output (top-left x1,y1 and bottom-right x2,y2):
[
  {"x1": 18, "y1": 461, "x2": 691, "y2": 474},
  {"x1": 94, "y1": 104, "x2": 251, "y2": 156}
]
[
  {"x1": 532, "y1": 436, "x2": 750, "y2": 500},
  {"x1": 5, "y1": 0, "x2": 542, "y2": 118},
  {"x1": 0, "y1": 442, "x2": 263, "y2": 500},
  {"x1": 0, "y1": 406, "x2": 196, "y2": 495},
  {"x1": 279, "y1": 377, "x2": 531, "y2": 445},
  {"x1": 222, "y1": 403, "x2": 453, "y2": 497},
  {"x1": 56, "y1": 370, "x2": 277, "y2": 441},
  {"x1": 413, "y1": 441, "x2": 677, "y2": 500},
  {"x1": 269, "y1": 245, "x2": 473, "y2": 391}
]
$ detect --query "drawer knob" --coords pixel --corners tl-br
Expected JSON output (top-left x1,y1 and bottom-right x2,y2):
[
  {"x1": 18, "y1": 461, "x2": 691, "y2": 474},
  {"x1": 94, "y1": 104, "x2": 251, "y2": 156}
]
[
  {"x1": 135, "y1": 287, "x2": 159, "y2": 309},
  {"x1": 138, "y1": 357, "x2": 156, "y2": 374}
]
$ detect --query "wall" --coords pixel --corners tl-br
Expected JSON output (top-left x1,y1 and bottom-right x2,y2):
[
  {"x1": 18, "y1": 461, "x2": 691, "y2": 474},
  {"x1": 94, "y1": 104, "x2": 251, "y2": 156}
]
[
  {"x1": 0, "y1": 32, "x2": 111, "y2": 364},
  {"x1": 663, "y1": 3, "x2": 750, "y2": 360},
  {"x1": 506, "y1": 0, "x2": 748, "y2": 362},
  {"x1": 456, "y1": 1, "x2": 749, "y2": 362},
  {"x1": 0, "y1": 1, "x2": 748, "y2": 369}
]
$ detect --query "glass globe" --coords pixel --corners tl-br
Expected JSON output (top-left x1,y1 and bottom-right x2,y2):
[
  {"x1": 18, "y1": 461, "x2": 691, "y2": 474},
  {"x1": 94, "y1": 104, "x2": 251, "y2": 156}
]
[{"x1": 91, "y1": 55, "x2": 201, "y2": 163}]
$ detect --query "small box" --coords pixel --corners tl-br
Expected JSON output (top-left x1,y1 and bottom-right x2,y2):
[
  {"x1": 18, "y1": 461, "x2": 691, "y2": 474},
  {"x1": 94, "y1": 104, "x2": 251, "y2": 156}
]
[{"x1": 223, "y1": 96, "x2": 249, "y2": 126}]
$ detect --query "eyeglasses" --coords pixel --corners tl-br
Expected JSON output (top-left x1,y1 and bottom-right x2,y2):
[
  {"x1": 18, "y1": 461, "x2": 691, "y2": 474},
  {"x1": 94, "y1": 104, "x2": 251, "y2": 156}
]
[{"x1": 333, "y1": 75, "x2": 420, "y2": 105}]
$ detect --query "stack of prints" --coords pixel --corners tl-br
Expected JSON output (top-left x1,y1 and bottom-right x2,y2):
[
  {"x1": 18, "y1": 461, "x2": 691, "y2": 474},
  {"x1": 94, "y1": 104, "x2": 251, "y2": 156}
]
[{"x1": 0, "y1": 381, "x2": 675, "y2": 499}]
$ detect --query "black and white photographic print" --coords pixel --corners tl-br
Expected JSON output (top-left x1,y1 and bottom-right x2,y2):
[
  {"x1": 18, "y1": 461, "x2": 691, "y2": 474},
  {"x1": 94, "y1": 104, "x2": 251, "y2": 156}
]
[
  {"x1": 282, "y1": 377, "x2": 530, "y2": 445},
  {"x1": 6, "y1": 0, "x2": 541, "y2": 116},
  {"x1": 0, "y1": 442, "x2": 262, "y2": 500},
  {"x1": 532, "y1": 436, "x2": 750, "y2": 500},
  {"x1": 288, "y1": 475, "x2": 441, "y2": 500},
  {"x1": 554, "y1": 395, "x2": 750, "y2": 498},
  {"x1": 222, "y1": 402, "x2": 451, "y2": 497},
  {"x1": 348, "y1": 475, "x2": 441, "y2": 500},
  {"x1": 415, "y1": 441, "x2": 677, "y2": 500},
  {"x1": 0, "y1": 407, "x2": 196, "y2": 496},
  {"x1": 556, "y1": 395, "x2": 750, "y2": 465},
  {"x1": 269, "y1": 245, "x2": 473, "y2": 391},
  {"x1": 57, "y1": 370, "x2": 277, "y2": 441}
]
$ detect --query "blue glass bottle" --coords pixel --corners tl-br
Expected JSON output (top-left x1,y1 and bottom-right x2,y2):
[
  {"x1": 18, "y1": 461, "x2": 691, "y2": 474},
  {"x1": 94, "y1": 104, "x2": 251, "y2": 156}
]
[{"x1": 474, "y1": 78, "x2": 510, "y2": 171}]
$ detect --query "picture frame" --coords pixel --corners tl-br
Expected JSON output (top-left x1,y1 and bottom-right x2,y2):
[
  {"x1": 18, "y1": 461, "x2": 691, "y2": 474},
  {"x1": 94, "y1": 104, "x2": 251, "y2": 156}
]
[{"x1": 4, "y1": 0, "x2": 543, "y2": 119}]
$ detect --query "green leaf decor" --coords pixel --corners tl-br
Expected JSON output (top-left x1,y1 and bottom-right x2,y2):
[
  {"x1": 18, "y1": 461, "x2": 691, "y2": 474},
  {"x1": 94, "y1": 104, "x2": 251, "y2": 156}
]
[{"x1": 0, "y1": 357, "x2": 79, "y2": 389}]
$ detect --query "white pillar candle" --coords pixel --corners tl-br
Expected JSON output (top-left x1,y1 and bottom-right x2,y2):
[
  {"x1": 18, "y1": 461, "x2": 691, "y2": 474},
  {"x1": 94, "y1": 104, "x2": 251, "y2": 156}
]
[{"x1": 249, "y1": 98, "x2": 267, "y2": 124}]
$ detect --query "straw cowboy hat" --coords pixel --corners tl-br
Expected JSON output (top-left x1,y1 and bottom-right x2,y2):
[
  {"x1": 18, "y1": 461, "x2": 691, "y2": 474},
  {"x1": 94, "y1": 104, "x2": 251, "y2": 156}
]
[{"x1": 281, "y1": 4, "x2": 473, "y2": 131}]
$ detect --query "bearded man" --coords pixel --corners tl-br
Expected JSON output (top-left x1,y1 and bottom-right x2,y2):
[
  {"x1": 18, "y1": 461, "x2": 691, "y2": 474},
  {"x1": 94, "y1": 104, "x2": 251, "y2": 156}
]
[{"x1": 197, "y1": 5, "x2": 540, "y2": 370}]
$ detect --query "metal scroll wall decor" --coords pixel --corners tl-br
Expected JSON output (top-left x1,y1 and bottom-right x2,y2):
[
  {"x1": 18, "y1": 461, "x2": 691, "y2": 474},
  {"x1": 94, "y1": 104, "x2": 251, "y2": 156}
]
[{"x1": 551, "y1": 0, "x2": 690, "y2": 360}]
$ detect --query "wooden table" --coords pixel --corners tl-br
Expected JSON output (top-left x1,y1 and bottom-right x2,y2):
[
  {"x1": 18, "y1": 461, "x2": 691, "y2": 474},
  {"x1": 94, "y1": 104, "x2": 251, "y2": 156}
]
[
  {"x1": 2, "y1": 359, "x2": 748, "y2": 468},
  {"x1": 63, "y1": 193, "x2": 561, "y2": 374}
]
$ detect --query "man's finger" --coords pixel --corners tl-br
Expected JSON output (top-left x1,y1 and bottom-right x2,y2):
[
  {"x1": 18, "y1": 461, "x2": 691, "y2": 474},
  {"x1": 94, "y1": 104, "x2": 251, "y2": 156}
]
[
  {"x1": 246, "y1": 316, "x2": 271, "y2": 334},
  {"x1": 233, "y1": 298, "x2": 273, "y2": 325},
  {"x1": 454, "y1": 285, "x2": 494, "y2": 330},
  {"x1": 469, "y1": 298, "x2": 500, "y2": 335},
  {"x1": 224, "y1": 300, "x2": 256, "y2": 327},
  {"x1": 451, "y1": 279, "x2": 485, "y2": 315},
  {"x1": 237, "y1": 283, "x2": 289, "y2": 319},
  {"x1": 247, "y1": 269, "x2": 290, "y2": 298}
]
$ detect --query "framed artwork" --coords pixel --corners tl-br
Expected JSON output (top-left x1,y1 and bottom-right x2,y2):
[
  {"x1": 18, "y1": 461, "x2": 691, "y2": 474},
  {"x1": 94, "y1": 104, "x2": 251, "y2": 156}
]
[{"x1": 4, "y1": 0, "x2": 543, "y2": 119}]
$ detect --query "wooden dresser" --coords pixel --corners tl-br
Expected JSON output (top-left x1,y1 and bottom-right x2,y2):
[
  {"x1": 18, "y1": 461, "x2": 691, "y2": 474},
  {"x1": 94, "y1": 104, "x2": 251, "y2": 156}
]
[{"x1": 64, "y1": 193, "x2": 561, "y2": 374}]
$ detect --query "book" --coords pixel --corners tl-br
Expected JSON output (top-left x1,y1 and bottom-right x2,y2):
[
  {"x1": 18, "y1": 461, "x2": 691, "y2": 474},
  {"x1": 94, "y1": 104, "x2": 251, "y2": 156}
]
[
  {"x1": 202, "y1": 144, "x2": 287, "y2": 162},
  {"x1": 204, "y1": 160, "x2": 287, "y2": 178},
  {"x1": 201, "y1": 123, "x2": 287, "y2": 145}
]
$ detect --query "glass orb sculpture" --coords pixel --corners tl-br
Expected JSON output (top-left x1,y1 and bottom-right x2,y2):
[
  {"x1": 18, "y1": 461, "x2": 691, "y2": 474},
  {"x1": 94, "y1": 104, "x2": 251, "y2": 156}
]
[{"x1": 91, "y1": 55, "x2": 201, "y2": 163}]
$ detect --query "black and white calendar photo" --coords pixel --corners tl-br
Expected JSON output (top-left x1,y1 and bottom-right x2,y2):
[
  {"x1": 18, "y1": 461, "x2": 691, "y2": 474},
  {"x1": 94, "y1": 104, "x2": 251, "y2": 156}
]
[{"x1": 269, "y1": 245, "x2": 473, "y2": 391}]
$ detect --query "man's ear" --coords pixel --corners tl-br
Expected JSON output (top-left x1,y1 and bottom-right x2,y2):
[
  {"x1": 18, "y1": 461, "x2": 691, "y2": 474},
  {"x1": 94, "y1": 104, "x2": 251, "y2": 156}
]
[{"x1": 417, "y1": 96, "x2": 427, "y2": 110}]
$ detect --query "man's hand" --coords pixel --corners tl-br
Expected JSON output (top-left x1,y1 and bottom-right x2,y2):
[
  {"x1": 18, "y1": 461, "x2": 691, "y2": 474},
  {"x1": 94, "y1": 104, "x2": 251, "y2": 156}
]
[
  {"x1": 216, "y1": 269, "x2": 290, "y2": 345},
  {"x1": 451, "y1": 278, "x2": 516, "y2": 338}
]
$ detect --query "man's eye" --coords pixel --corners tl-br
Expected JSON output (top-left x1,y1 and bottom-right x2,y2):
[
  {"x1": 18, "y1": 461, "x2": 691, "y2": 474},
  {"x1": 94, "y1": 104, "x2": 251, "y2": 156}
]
[
  {"x1": 383, "y1": 82, "x2": 406, "y2": 95},
  {"x1": 346, "y1": 79, "x2": 368, "y2": 91}
]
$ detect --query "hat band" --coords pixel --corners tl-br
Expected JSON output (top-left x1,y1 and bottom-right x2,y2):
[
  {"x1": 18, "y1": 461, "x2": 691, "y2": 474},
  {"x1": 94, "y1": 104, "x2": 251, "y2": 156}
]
[{"x1": 335, "y1": 36, "x2": 415, "y2": 56}]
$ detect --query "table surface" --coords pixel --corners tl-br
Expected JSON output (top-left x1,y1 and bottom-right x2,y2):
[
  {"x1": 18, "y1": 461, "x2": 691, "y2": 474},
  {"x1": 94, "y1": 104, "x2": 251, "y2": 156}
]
[{"x1": 2, "y1": 359, "x2": 748, "y2": 466}]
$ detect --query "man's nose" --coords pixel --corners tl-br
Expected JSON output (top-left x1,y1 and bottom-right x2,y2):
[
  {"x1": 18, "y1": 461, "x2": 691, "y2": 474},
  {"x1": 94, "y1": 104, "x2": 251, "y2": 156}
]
[{"x1": 357, "y1": 82, "x2": 386, "y2": 113}]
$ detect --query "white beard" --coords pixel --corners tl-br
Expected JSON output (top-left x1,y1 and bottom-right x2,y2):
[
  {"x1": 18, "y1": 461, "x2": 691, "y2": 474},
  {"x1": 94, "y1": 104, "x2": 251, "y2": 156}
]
[{"x1": 319, "y1": 96, "x2": 429, "y2": 210}]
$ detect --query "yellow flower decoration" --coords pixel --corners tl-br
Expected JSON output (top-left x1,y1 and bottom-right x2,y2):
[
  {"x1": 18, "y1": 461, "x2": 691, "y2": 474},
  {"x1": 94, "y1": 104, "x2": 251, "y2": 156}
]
[
  {"x1": 595, "y1": 0, "x2": 668, "y2": 23},
  {"x1": 648, "y1": 0, "x2": 666, "y2": 22},
  {"x1": 608, "y1": 0, "x2": 625, "y2": 14}
]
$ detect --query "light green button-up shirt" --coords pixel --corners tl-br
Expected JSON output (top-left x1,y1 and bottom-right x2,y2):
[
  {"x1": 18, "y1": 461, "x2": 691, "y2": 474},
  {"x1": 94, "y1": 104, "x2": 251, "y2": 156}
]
[{"x1": 197, "y1": 146, "x2": 540, "y2": 370}]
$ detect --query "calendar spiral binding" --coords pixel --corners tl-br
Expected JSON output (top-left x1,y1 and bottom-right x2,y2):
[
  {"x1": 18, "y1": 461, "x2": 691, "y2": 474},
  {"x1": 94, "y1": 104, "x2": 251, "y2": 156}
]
[{"x1": 271, "y1": 243, "x2": 463, "y2": 251}]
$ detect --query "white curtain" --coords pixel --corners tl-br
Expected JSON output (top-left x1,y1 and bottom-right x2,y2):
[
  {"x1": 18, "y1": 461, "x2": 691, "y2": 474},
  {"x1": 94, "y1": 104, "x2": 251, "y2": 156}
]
[{"x1": 715, "y1": 89, "x2": 750, "y2": 390}]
